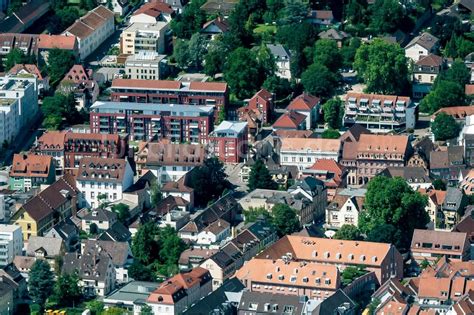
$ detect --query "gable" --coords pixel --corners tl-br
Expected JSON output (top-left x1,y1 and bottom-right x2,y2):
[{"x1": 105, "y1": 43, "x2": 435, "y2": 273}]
[{"x1": 343, "y1": 198, "x2": 359, "y2": 213}]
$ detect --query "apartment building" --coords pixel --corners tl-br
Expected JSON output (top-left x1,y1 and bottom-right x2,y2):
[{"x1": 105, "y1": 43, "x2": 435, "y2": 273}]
[
  {"x1": 90, "y1": 101, "x2": 214, "y2": 142},
  {"x1": 280, "y1": 138, "x2": 341, "y2": 171},
  {"x1": 11, "y1": 174, "x2": 80, "y2": 240},
  {"x1": 9, "y1": 154, "x2": 55, "y2": 191},
  {"x1": 0, "y1": 75, "x2": 38, "y2": 146},
  {"x1": 411, "y1": 229, "x2": 470, "y2": 264},
  {"x1": 8, "y1": 64, "x2": 48, "y2": 95},
  {"x1": 125, "y1": 51, "x2": 167, "y2": 80},
  {"x1": 286, "y1": 93, "x2": 321, "y2": 130},
  {"x1": 76, "y1": 157, "x2": 134, "y2": 209},
  {"x1": 110, "y1": 78, "x2": 229, "y2": 118},
  {"x1": 341, "y1": 134, "x2": 411, "y2": 186},
  {"x1": 121, "y1": 22, "x2": 170, "y2": 54},
  {"x1": 146, "y1": 267, "x2": 212, "y2": 315},
  {"x1": 209, "y1": 121, "x2": 248, "y2": 163},
  {"x1": 136, "y1": 141, "x2": 205, "y2": 184},
  {"x1": 63, "y1": 6, "x2": 115, "y2": 60},
  {"x1": 236, "y1": 258, "x2": 340, "y2": 300},
  {"x1": 256, "y1": 235, "x2": 403, "y2": 285},
  {"x1": 343, "y1": 92, "x2": 417, "y2": 132},
  {"x1": 243, "y1": 89, "x2": 274, "y2": 124},
  {"x1": 0, "y1": 225, "x2": 23, "y2": 267},
  {"x1": 412, "y1": 54, "x2": 445, "y2": 99}
]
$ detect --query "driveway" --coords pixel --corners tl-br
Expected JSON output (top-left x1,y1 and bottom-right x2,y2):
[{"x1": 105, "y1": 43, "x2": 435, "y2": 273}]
[{"x1": 225, "y1": 163, "x2": 248, "y2": 192}]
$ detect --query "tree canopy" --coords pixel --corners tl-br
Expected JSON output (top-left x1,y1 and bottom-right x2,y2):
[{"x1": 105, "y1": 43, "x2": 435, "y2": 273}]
[
  {"x1": 51, "y1": 272, "x2": 82, "y2": 307},
  {"x1": 170, "y1": 0, "x2": 207, "y2": 39},
  {"x1": 359, "y1": 176, "x2": 429, "y2": 250},
  {"x1": 248, "y1": 159, "x2": 277, "y2": 191},
  {"x1": 47, "y1": 49, "x2": 77, "y2": 86},
  {"x1": 419, "y1": 80, "x2": 467, "y2": 113},
  {"x1": 224, "y1": 48, "x2": 262, "y2": 99},
  {"x1": 431, "y1": 112, "x2": 461, "y2": 141},
  {"x1": 29, "y1": 259, "x2": 55, "y2": 307},
  {"x1": 323, "y1": 98, "x2": 344, "y2": 129},
  {"x1": 301, "y1": 63, "x2": 339, "y2": 98},
  {"x1": 271, "y1": 203, "x2": 300, "y2": 237},
  {"x1": 321, "y1": 129, "x2": 341, "y2": 139},
  {"x1": 41, "y1": 93, "x2": 84, "y2": 130},
  {"x1": 354, "y1": 39, "x2": 409, "y2": 95},
  {"x1": 334, "y1": 224, "x2": 362, "y2": 241}
]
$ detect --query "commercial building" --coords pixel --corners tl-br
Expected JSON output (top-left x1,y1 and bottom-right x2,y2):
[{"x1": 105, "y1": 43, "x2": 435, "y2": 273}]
[
  {"x1": 208, "y1": 121, "x2": 248, "y2": 163},
  {"x1": 63, "y1": 6, "x2": 115, "y2": 60},
  {"x1": 90, "y1": 101, "x2": 214, "y2": 142},
  {"x1": 110, "y1": 78, "x2": 229, "y2": 118},
  {"x1": 343, "y1": 92, "x2": 417, "y2": 132},
  {"x1": 280, "y1": 138, "x2": 341, "y2": 171},
  {"x1": 125, "y1": 51, "x2": 167, "y2": 80},
  {"x1": 0, "y1": 225, "x2": 23, "y2": 267},
  {"x1": 9, "y1": 154, "x2": 55, "y2": 191},
  {"x1": 121, "y1": 22, "x2": 170, "y2": 55},
  {"x1": 0, "y1": 75, "x2": 38, "y2": 146}
]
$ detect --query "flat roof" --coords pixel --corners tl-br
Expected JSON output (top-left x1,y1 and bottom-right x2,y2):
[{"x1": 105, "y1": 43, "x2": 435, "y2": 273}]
[
  {"x1": 91, "y1": 101, "x2": 215, "y2": 115},
  {"x1": 124, "y1": 22, "x2": 169, "y2": 32}
]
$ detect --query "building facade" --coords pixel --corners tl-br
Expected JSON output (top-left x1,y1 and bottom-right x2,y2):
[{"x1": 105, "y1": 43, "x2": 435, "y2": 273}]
[
  {"x1": 0, "y1": 225, "x2": 23, "y2": 267},
  {"x1": 125, "y1": 51, "x2": 167, "y2": 80},
  {"x1": 121, "y1": 22, "x2": 170, "y2": 55},
  {"x1": 280, "y1": 138, "x2": 341, "y2": 171},
  {"x1": 9, "y1": 154, "x2": 55, "y2": 191},
  {"x1": 208, "y1": 121, "x2": 248, "y2": 163}
]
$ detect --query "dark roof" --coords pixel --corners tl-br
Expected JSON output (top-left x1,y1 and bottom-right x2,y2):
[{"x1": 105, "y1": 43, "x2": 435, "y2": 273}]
[
  {"x1": 247, "y1": 220, "x2": 275, "y2": 242},
  {"x1": 430, "y1": 146, "x2": 464, "y2": 169},
  {"x1": 63, "y1": 248, "x2": 112, "y2": 282},
  {"x1": 15, "y1": 0, "x2": 50, "y2": 23},
  {"x1": 208, "y1": 251, "x2": 234, "y2": 268},
  {"x1": 98, "y1": 222, "x2": 131, "y2": 242},
  {"x1": 453, "y1": 210, "x2": 474, "y2": 242},
  {"x1": 182, "y1": 278, "x2": 244, "y2": 315},
  {"x1": 314, "y1": 289, "x2": 356, "y2": 314},
  {"x1": 342, "y1": 124, "x2": 371, "y2": 142},
  {"x1": 238, "y1": 291, "x2": 305, "y2": 313},
  {"x1": 443, "y1": 187, "x2": 465, "y2": 211},
  {"x1": 289, "y1": 177, "x2": 325, "y2": 193},
  {"x1": 380, "y1": 167, "x2": 431, "y2": 184},
  {"x1": 124, "y1": 170, "x2": 156, "y2": 193},
  {"x1": 406, "y1": 32, "x2": 439, "y2": 51},
  {"x1": 82, "y1": 208, "x2": 117, "y2": 222},
  {"x1": 47, "y1": 218, "x2": 78, "y2": 240},
  {"x1": 84, "y1": 240, "x2": 131, "y2": 267},
  {"x1": 459, "y1": 0, "x2": 474, "y2": 11}
]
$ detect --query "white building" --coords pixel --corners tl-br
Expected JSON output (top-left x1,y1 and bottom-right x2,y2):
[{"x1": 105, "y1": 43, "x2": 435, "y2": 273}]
[
  {"x1": 404, "y1": 32, "x2": 439, "y2": 63},
  {"x1": 99, "y1": 0, "x2": 130, "y2": 16},
  {"x1": 121, "y1": 22, "x2": 170, "y2": 55},
  {"x1": 280, "y1": 138, "x2": 341, "y2": 171},
  {"x1": 125, "y1": 51, "x2": 167, "y2": 80},
  {"x1": 266, "y1": 44, "x2": 292, "y2": 80},
  {"x1": 63, "y1": 6, "x2": 115, "y2": 60},
  {"x1": 196, "y1": 219, "x2": 230, "y2": 247},
  {"x1": 0, "y1": 225, "x2": 23, "y2": 267},
  {"x1": 76, "y1": 157, "x2": 134, "y2": 209},
  {"x1": 325, "y1": 188, "x2": 366, "y2": 230},
  {"x1": 0, "y1": 75, "x2": 38, "y2": 145}
]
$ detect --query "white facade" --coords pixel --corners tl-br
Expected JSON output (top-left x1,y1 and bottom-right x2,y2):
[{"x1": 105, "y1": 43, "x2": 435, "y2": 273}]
[
  {"x1": 0, "y1": 224, "x2": 23, "y2": 267},
  {"x1": 280, "y1": 148, "x2": 340, "y2": 171},
  {"x1": 125, "y1": 51, "x2": 166, "y2": 80},
  {"x1": 405, "y1": 43, "x2": 431, "y2": 63},
  {"x1": 151, "y1": 165, "x2": 194, "y2": 185},
  {"x1": 326, "y1": 197, "x2": 361, "y2": 229},
  {"x1": 99, "y1": 0, "x2": 130, "y2": 15},
  {"x1": 196, "y1": 226, "x2": 230, "y2": 247},
  {"x1": 78, "y1": 161, "x2": 134, "y2": 209},
  {"x1": 121, "y1": 22, "x2": 170, "y2": 55}
]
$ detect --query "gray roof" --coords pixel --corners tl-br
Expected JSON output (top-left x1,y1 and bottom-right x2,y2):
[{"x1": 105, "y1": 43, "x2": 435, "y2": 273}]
[
  {"x1": 91, "y1": 101, "x2": 214, "y2": 117},
  {"x1": 84, "y1": 240, "x2": 132, "y2": 267},
  {"x1": 26, "y1": 236, "x2": 63, "y2": 257},
  {"x1": 310, "y1": 289, "x2": 356, "y2": 314},
  {"x1": 443, "y1": 187, "x2": 465, "y2": 211},
  {"x1": 318, "y1": 28, "x2": 350, "y2": 41},
  {"x1": 266, "y1": 44, "x2": 291, "y2": 61},
  {"x1": 211, "y1": 120, "x2": 247, "y2": 136},
  {"x1": 380, "y1": 167, "x2": 431, "y2": 184},
  {"x1": 406, "y1": 32, "x2": 439, "y2": 51},
  {"x1": 46, "y1": 218, "x2": 79, "y2": 241},
  {"x1": 289, "y1": 177, "x2": 325, "y2": 194},
  {"x1": 238, "y1": 291, "x2": 305, "y2": 314},
  {"x1": 247, "y1": 220, "x2": 275, "y2": 242},
  {"x1": 82, "y1": 209, "x2": 117, "y2": 222},
  {"x1": 104, "y1": 281, "x2": 158, "y2": 304},
  {"x1": 336, "y1": 187, "x2": 367, "y2": 197},
  {"x1": 99, "y1": 222, "x2": 132, "y2": 242},
  {"x1": 63, "y1": 248, "x2": 112, "y2": 282}
]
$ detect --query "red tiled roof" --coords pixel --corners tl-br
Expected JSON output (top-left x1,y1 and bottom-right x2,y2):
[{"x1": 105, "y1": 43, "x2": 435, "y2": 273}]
[
  {"x1": 189, "y1": 81, "x2": 228, "y2": 92},
  {"x1": 465, "y1": 84, "x2": 474, "y2": 96},
  {"x1": 415, "y1": 54, "x2": 443, "y2": 67},
  {"x1": 273, "y1": 111, "x2": 307, "y2": 129},
  {"x1": 432, "y1": 106, "x2": 474, "y2": 119},
  {"x1": 37, "y1": 34, "x2": 77, "y2": 50},
  {"x1": 8, "y1": 64, "x2": 43, "y2": 80},
  {"x1": 36, "y1": 131, "x2": 66, "y2": 151},
  {"x1": 134, "y1": 1, "x2": 174, "y2": 16},
  {"x1": 10, "y1": 154, "x2": 53, "y2": 178},
  {"x1": 112, "y1": 78, "x2": 182, "y2": 90},
  {"x1": 287, "y1": 93, "x2": 320, "y2": 111}
]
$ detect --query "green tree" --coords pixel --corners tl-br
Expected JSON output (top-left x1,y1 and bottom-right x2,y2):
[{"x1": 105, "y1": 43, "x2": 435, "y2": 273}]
[
  {"x1": 334, "y1": 224, "x2": 362, "y2": 241},
  {"x1": 170, "y1": 0, "x2": 207, "y2": 39},
  {"x1": 438, "y1": 60, "x2": 471, "y2": 87},
  {"x1": 313, "y1": 39, "x2": 342, "y2": 72},
  {"x1": 204, "y1": 39, "x2": 228, "y2": 76},
  {"x1": 323, "y1": 98, "x2": 344, "y2": 129},
  {"x1": 420, "y1": 259, "x2": 430, "y2": 269},
  {"x1": 432, "y1": 179, "x2": 446, "y2": 191},
  {"x1": 341, "y1": 38, "x2": 361, "y2": 69},
  {"x1": 158, "y1": 226, "x2": 187, "y2": 276},
  {"x1": 150, "y1": 181, "x2": 162, "y2": 208},
  {"x1": 419, "y1": 80, "x2": 466, "y2": 113},
  {"x1": 301, "y1": 63, "x2": 339, "y2": 98},
  {"x1": 341, "y1": 266, "x2": 367, "y2": 286},
  {"x1": 366, "y1": 223, "x2": 397, "y2": 244},
  {"x1": 28, "y1": 259, "x2": 55, "y2": 307},
  {"x1": 102, "y1": 307, "x2": 129, "y2": 315},
  {"x1": 132, "y1": 221, "x2": 160, "y2": 265},
  {"x1": 262, "y1": 75, "x2": 292, "y2": 99},
  {"x1": 369, "y1": 0, "x2": 404, "y2": 34},
  {"x1": 41, "y1": 93, "x2": 83, "y2": 129},
  {"x1": 187, "y1": 33, "x2": 209, "y2": 70},
  {"x1": 140, "y1": 305, "x2": 153, "y2": 315},
  {"x1": 47, "y1": 49, "x2": 76, "y2": 86},
  {"x1": 4, "y1": 48, "x2": 27, "y2": 71},
  {"x1": 322, "y1": 129, "x2": 341, "y2": 139},
  {"x1": 111, "y1": 203, "x2": 131, "y2": 224},
  {"x1": 86, "y1": 300, "x2": 104, "y2": 315},
  {"x1": 173, "y1": 39, "x2": 190, "y2": 69},
  {"x1": 354, "y1": 39, "x2": 409, "y2": 95},
  {"x1": 359, "y1": 176, "x2": 429, "y2": 250},
  {"x1": 128, "y1": 261, "x2": 155, "y2": 281},
  {"x1": 271, "y1": 203, "x2": 300, "y2": 236},
  {"x1": 248, "y1": 159, "x2": 277, "y2": 191},
  {"x1": 244, "y1": 206, "x2": 271, "y2": 223},
  {"x1": 48, "y1": 7, "x2": 80, "y2": 34},
  {"x1": 52, "y1": 272, "x2": 82, "y2": 307},
  {"x1": 279, "y1": 0, "x2": 308, "y2": 25},
  {"x1": 256, "y1": 44, "x2": 276, "y2": 80},
  {"x1": 431, "y1": 112, "x2": 461, "y2": 141},
  {"x1": 224, "y1": 48, "x2": 261, "y2": 99}
]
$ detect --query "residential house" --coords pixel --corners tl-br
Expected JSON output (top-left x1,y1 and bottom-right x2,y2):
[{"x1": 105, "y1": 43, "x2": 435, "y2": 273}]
[
  {"x1": 99, "y1": 0, "x2": 130, "y2": 15},
  {"x1": 121, "y1": 21, "x2": 170, "y2": 55},
  {"x1": 432, "y1": 106, "x2": 474, "y2": 123},
  {"x1": 125, "y1": 51, "x2": 167, "y2": 80},
  {"x1": 411, "y1": 229, "x2": 470, "y2": 264},
  {"x1": 200, "y1": 0, "x2": 236, "y2": 16},
  {"x1": 237, "y1": 107, "x2": 263, "y2": 143},
  {"x1": 412, "y1": 54, "x2": 445, "y2": 99},
  {"x1": 196, "y1": 219, "x2": 231, "y2": 248},
  {"x1": 8, "y1": 64, "x2": 48, "y2": 95},
  {"x1": 325, "y1": 188, "x2": 366, "y2": 230},
  {"x1": 303, "y1": 289, "x2": 356, "y2": 314},
  {"x1": 155, "y1": 201, "x2": 190, "y2": 231},
  {"x1": 307, "y1": 10, "x2": 334, "y2": 26},
  {"x1": 25, "y1": 236, "x2": 64, "y2": 268},
  {"x1": 200, "y1": 251, "x2": 238, "y2": 291},
  {"x1": 76, "y1": 157, "x2": 134, "y2": 208},
  {"x1": 280, "y1": 138, "x2": 341, "y2": 171},
  {"x1": 161, "y1": 173, "x2": 195, "y2": 210},
  {"x1": 380, "y1": 166, "x2": 432, "y2": 190},
  {"x1": 286, "y1": 93, "x2": 321, "y2": 130},
  {"x1": 98, "y1": 221, "x2": 131, "y2": 242},
  {"x1": 9, "y1": 154, "x2": 55, "y2": 191},
  {"x1": 0, "y1": 34, "x2": 38, "y2": 56},
  {"x1": 146, "y1": 267, "x2": 212, "y2": 315},
  {"x1": 63, "y1": 244, "x2": 116, "y2": 297},
  {"x1": 418, "y1": 188, "x2": 446, "y2": 229},
  {"x1": 341, "y1": 134, "x2": 411, "y2": 186},
  {"x1": 240, "y1": 155, "x2": 299, "y2": 190},
  {"x1": 302, "y1": 159, "x2": 347, "y2": 201},
  {"x1": 407, "y1": 136, "x2": 435, "y2": 170},
  {"x1": 90, "y1": 101, "x2": 215, "y2": 142},
  {"x1": 37, "y1": 34, "x2": 79, "y2": 63},
  {"x1": 109, "y1": 78, "x2": 229, "y2": 119},
  {"x1": 244, "y1": 89, "x2": 274, "y2": 124},
  {"x1": 256, "y1": 235, "x2": 403, "y2": 285},
  {"x1": 0, "y1": 225, "x2": 23, "y2": 267},
  {"x1": 429, "y1": 146, "x2": 465, "y2": 185},
  {"x1": 11, "y1": 174, "x2": 80, "y2": 240},
  {"x1": 440, "y1": 187, "x2": 468, "y2": 229},
  {"x1": 266, "y1": 44, "x2": 292, "y2": 80},
  {"x1": 343, "y1": 92, "x2": 417, "y2": 132},
  {"x1": 45, "y1": 218, "x2": 80, "y2": 252},
  {"x1": 135, "y1": 141, "x2": 205, "y2": 184},
  {"x1": 236, "y1": 258, "x2": 340, "y2": 300},
  {"x1": 453, "y1": 210, "x2": 474, "y2": 259},
  {"x1": 58, "y1": 64, "x2": 99, "y2": 110},
  {"x1": 131, "y1": 1, "x2": 175, "y2": 23},
  {"x1": 81, "y1": 209, "x2": 118, "y2": 233},
  {"x1": 208, "y1": 121, "x2": 248, "y2": 163},
  {"x1": 0, "y1": 276, "x2": 15, "y2": 315},
  {"x1": 179, "y1": 248, "x2": 218, "y2": 271},
  {"x1": 318, "y1": 29, "x2": 350, "y2": 48},
  {"x1": 63, "y1": 6, "x2": 115, "y2": 60},
  {"x1": 339, "y1": 124, "x2": 371, "y2": 144},
  {"x1": 404, "y1": 32, "x2": 440, "y2": 62},
  {"x1": 201, "y1": 17, "x2": 229, "y2": 40},
  {"x1": 272, "y1": 111, "x2": 307, "y2": 130},
  {"x1": 103, "y1": 281, "x2": 159, "y2": 312},
  {"x1": 288, "y1": 177, "x2": 327, "y2": 222}
]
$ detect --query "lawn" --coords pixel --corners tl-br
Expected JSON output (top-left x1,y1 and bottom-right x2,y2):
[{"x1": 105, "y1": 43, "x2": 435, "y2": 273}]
[{"x1": 254, "y1": 24, "x2": 277, "y2": 34}]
